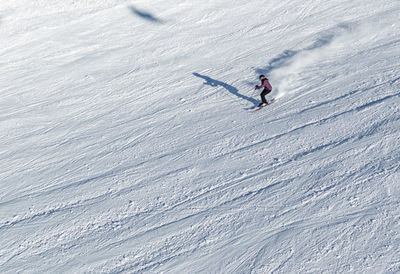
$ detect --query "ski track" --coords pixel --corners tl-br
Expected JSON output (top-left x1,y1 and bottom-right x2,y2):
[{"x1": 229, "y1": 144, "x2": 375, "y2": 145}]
[{"x1": 1, "y1": 0, "x2": 400, "y2": 273}]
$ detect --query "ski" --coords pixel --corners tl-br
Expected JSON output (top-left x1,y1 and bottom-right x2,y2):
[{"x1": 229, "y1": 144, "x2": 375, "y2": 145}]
[{"x1": 253, "y1": 98, "x2": 275, "y2": 111}]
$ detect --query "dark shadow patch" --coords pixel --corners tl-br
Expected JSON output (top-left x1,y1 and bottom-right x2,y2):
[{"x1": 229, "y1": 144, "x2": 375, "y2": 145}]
[
  {"x1": 255, "y1": 34, "x2": 335, "y2": 76},
  {"x1": 255, "y1": 49, "x2": 298, "y2": 76},
  {"x1": 255, "y1": 22, "x2": 355, "y2": 76},
  {"x1": 193, "y1": 72, "x2": 258, "y2": 106},
  {"x1": 129, "y1": 5, "x2": 164, "y2": 24},
  {"x1": 390, "y1": 77, "x2": 400, "y2": 86}
]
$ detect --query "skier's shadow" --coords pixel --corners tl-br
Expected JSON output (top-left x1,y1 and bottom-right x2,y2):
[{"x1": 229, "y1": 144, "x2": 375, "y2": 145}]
[
  {"x1": 193, "y1": 73, "x2": 258, "y2": 107},
  {"x1": 129, "y1": 5, "x2": 164, "y2": 24}
]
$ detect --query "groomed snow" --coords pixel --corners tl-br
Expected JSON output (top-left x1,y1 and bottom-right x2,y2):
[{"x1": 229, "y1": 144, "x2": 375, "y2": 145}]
[{"x1": 1, "y1": 0, "x2": 399, "y2": 272}]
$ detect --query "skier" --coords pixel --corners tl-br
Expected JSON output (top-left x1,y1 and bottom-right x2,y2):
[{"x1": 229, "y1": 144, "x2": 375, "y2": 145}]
[{"x1": 255, "y1": 75, "x2": 272, "y2": 107}]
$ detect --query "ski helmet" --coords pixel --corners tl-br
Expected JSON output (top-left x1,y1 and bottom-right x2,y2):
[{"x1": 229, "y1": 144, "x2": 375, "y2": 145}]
[{"x1": 259, "y1": 74, "x2": 265, "y2": 79}]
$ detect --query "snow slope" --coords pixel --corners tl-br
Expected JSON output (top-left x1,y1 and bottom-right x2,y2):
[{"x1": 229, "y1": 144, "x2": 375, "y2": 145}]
[{"x1": 1, "y1": 0, "x2": 400, "y2": 272}]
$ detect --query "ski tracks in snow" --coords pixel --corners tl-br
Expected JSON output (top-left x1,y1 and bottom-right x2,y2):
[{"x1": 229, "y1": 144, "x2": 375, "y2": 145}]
[{"x1": 1, "y1": 0, "x2": 400, "y2": 272}]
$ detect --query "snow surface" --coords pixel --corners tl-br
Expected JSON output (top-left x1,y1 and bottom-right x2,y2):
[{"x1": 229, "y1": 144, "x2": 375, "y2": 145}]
[{"x1": 1, "y1": 0, "x2": 400, "y2": 273}]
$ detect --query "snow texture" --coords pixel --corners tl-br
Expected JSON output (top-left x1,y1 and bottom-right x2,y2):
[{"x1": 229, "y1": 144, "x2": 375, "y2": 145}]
[{"x1": 1, "y1": 0, "x2": 400, "y2": 273}]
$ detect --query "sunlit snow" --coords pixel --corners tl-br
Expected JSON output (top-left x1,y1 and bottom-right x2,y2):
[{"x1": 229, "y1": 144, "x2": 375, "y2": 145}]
[{"x1": 1, "y1": 0, "x2": 399, "y2": 272}]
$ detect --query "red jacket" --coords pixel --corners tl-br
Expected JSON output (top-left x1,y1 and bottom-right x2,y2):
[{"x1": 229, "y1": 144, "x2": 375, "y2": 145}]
[{"x1": 256, "y1": 78, "x2": 272, "y2": 91}]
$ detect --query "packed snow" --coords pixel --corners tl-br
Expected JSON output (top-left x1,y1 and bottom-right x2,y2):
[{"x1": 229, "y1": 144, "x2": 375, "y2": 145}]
[{"x1": 1, "y1": 0, "x2": 399, "y2": 273}]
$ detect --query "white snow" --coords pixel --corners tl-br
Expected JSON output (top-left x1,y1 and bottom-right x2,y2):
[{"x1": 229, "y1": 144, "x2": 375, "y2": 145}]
[{"x1": 1, "y1": 0, "x2": 400, "y2": 273}]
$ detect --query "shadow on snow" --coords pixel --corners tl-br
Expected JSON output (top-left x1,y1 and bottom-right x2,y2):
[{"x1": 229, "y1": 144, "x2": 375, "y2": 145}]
[
  {"x1": 193, "y1": 73, "x2": 259, "y2": 107},
  {"x1": 129, "y1": 5, "x2": 164, "y2": 24},
  {"x1": 256, "y1": 22, "x2": 355, "y2": 76}
]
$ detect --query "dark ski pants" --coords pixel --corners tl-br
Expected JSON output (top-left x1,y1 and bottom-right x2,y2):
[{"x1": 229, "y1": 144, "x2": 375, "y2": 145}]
[{"x1": 261, "y1": 89, "x2": 272, "y2": 104}]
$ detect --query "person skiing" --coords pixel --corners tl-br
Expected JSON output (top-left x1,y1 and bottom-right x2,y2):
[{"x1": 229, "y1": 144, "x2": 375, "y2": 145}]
[{"x1": 255, "y1": 75, "x2": 272, "y2": 107}]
